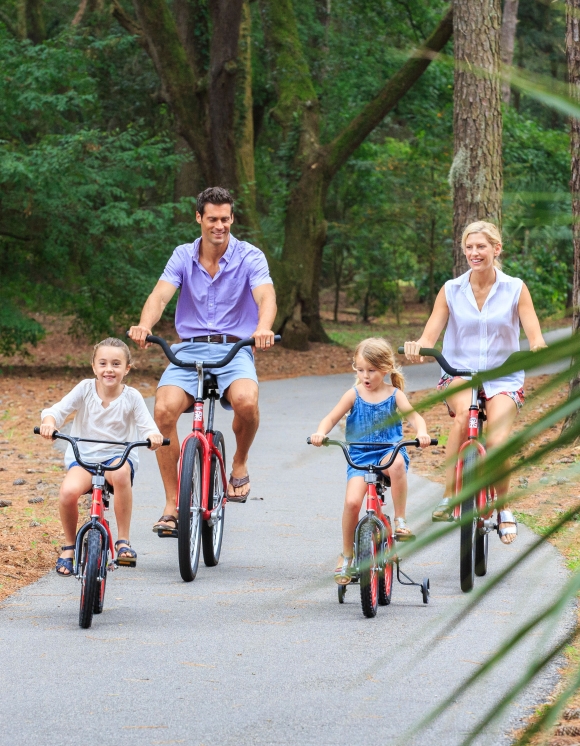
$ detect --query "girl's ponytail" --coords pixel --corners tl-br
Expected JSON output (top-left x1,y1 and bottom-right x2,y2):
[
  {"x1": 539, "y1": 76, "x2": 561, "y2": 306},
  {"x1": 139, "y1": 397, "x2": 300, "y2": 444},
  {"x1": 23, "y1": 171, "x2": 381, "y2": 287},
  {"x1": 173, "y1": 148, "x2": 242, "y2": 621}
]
[{"x1": 390, "y1": 368, "x2": 405, "y2": 392}]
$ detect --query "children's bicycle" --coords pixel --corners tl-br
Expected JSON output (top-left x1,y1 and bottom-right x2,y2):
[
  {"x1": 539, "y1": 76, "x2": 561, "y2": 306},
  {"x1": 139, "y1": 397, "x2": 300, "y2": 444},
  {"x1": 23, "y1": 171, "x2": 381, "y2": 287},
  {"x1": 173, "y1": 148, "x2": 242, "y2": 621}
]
[
  {"x1": 33, "y1": 428, "x2": 169, "y2": 628},
  {"x1": 398, "y1": 346, "x2": 521, "y2": 593},
  {"x1": 307, "y1": 437, "x2": 436, "y2": 618},
  {"x1": 144, "y1": 334, "x2": 281, "y2": 582}
]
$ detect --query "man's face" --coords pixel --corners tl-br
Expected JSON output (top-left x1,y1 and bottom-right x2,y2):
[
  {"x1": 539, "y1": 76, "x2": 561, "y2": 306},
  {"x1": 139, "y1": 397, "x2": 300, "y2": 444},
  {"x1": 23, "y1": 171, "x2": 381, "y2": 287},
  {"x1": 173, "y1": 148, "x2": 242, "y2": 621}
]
[{"x1": 196, "y1": 203, "x2": 234, "y2": 248}]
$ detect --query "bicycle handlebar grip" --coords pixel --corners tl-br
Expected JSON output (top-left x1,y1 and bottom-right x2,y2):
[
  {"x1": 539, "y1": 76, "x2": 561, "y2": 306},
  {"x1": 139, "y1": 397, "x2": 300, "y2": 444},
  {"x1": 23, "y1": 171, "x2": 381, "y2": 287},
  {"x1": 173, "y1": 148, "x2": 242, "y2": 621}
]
[
  {"x1": 162, "y1": 438, "x2": 171, "y2": 446},
  {"x1": 33, "y1": 427, "x2": 40, "y2": 434},
  {"x1": 430, "y1": 438, "x2": 439, "y2": 446},
  {"x1": 306, "y1": 436, "x2": 312, "y2": 444},
  {"x1": 397, "y1": 346, "x2": 404, "y2": 354}
]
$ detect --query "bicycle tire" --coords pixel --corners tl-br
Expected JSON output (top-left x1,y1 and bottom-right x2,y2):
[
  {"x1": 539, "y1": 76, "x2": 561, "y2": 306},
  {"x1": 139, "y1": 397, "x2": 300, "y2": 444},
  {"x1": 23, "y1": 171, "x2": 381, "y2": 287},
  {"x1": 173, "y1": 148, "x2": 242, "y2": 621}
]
[
  {"x1": 337, "y1": 584, "x2": 346, "y2": 604},
  {"x1": 460, "y1": 449, "x2": 478, "y2": 593},
  {"x1": 475, "y1": 492, "x2": 489, "y2": 577},
  {"x1": 202, "y1": 431, "x2": 226, "y2": 567},
  {"x1": 178, "y1": 437, "x2": 203, "y2": 582},
  {"x1": 378, "y1": 527, "x2": 393, "y2": 606},
  {"x1": 79, "y1": 528, "x2": 100, "y2": 629},
  {"x1": 359, "y1": 522, "x2": 379, "y2": 618},
  {"x1": 94, "y1": 563, "x2": 107, "y2": 614}
]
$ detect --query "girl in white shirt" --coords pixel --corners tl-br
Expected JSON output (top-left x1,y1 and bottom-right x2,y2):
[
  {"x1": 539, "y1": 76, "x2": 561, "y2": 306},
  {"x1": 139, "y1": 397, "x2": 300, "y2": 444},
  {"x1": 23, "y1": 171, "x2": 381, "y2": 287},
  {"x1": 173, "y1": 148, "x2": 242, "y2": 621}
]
[
  {"x1": 404, "y1": 222, "x2": 546, "y2": 543},
  {"x1": 40, "y1": 338, "x2": 163, "y2": 574}
]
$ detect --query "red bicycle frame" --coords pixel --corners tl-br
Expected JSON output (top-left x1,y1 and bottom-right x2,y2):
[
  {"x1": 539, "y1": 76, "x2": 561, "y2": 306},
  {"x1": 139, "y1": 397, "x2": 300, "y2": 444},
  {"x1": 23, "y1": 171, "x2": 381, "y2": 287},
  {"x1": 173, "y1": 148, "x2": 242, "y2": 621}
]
[{"x1": 175, "y1": 366, "x2": 228, "y2": 522}]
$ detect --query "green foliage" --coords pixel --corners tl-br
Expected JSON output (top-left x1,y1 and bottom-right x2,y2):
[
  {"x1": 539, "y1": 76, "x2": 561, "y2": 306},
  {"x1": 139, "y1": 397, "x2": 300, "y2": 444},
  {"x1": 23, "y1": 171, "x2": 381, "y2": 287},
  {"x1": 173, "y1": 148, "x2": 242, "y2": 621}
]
[{"x1": 0, "y1": 304, "x2": 45, "y2": 356}]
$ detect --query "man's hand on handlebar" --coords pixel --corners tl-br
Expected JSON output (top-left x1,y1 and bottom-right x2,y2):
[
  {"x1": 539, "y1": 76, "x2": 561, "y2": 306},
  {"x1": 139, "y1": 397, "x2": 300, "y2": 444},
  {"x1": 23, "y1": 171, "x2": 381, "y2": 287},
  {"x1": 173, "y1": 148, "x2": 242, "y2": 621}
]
[
  {"x1": 403, "y1": 341, "x2": 425, "y2": 363},
  {"x1": 310, "y1": 432, "x2": 327, "y2": 447},
  {"x1": 252, "y1": 327, "x2": 276, "y2": 351},
  {"x1": 147, "y1": 432, "x2": 165, "y2": 451},
  {"x1": 128, "y1": 325, "x2": 153, "y2": 349}
]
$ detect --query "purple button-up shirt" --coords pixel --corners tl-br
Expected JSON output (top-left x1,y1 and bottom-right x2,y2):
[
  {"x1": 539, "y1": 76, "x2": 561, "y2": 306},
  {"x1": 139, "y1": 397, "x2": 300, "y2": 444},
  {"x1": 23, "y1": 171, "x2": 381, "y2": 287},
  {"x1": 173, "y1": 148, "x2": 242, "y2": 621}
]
[{"x1": 159, "y1": 235, "x2": 273, "y2": 340}]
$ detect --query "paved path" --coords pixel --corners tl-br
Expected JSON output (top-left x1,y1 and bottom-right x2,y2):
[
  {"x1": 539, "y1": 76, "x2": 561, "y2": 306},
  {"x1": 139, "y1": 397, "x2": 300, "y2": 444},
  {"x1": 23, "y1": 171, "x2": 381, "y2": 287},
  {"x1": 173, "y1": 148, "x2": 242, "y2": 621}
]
[{"x1": 0, "y1": 367, "x2": 572, "y2": 745}]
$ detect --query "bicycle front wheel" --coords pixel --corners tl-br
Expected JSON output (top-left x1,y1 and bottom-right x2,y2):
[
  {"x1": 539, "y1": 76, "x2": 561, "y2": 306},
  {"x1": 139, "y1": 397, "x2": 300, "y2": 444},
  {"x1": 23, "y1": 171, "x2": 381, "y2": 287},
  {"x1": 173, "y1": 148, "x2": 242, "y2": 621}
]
[
  {"x1": 79, "y1": 528, "x2": 101, "y2": 629},
  {"x1": 202, "y1": 431, "x2": 226, "y2": 567},
  {"x1": 359, "y1": 522, "x2": 379, "y2": 618},
  {"x1": 178, "y1": 437, "x2": 203, "y2": 582},
  {"x1": 378, "y1": 527, "x2": 393, "y2": 607},
  {"x1": 460, "y1": 450, "x2": 478, "y2": 593}
]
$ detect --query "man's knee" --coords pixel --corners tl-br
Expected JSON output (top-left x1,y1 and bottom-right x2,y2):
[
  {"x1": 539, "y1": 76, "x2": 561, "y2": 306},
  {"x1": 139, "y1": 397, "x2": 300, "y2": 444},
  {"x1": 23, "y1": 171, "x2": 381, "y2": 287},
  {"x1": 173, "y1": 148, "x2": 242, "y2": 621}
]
[
  {"x1": 154, "y1": 393, "x2": 183, "y2": 431},
  {"x1": 228, "y1": 384, "x2": 258, "y2": 418}
]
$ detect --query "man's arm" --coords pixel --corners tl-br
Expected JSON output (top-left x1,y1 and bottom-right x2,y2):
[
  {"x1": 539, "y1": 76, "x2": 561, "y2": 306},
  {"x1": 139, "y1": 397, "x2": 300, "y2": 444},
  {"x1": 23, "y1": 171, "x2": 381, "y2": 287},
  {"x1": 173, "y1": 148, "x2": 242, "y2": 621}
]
[
  {"x1": 128, "y1": 280, "x2": 178, "y2": 348},
  {"x1": 251, "y1": 283, "x2": 277, "y2": 350}
]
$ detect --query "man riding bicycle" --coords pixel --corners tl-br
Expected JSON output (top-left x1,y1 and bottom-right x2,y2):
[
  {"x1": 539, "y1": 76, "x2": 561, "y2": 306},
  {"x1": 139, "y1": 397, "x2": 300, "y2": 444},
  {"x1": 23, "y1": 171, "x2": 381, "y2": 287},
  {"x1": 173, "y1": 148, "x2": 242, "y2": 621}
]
[{"x1": 129, "y1": 187, "x2": 276, "y2": 533}]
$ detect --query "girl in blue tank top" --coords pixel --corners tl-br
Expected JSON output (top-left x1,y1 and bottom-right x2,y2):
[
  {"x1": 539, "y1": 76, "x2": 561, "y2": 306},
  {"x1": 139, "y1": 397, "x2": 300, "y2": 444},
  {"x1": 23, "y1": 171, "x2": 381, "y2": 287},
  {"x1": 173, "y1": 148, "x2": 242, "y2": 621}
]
[{"x1": 310, "y1": 337, "x2": 431, "y2": 586}]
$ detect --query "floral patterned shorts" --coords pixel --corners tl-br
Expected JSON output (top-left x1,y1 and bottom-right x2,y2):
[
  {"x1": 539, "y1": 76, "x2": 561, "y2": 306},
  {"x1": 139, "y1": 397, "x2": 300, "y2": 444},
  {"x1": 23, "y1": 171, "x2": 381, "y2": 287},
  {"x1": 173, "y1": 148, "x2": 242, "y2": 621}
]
[{"x1": 436, "y1": 373, "x2": 525, "y2": 418}]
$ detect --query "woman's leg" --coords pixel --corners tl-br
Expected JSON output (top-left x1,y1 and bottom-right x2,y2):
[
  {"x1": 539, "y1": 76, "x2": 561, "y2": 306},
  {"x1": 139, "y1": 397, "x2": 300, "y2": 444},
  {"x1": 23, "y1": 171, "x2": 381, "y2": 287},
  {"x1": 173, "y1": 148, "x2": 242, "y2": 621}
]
[
  {"x1": 441, "y1": 381, "x2": 473, "y2": 498},
  {"x1": 59, "y1": 467, "x2": 93, "y2": 566},
  {"x1": 484, "y1": 393, "x2": 518, "y2": 544},
  {"x1": 107, "y1": 461, "x2": 133, "y2": 552},
  {"x1": 381, "y1": 453, "x2": 407, "y2": 520},
  {"x1": 342, "y1": 476, "x2": 367, "y2": 557}
]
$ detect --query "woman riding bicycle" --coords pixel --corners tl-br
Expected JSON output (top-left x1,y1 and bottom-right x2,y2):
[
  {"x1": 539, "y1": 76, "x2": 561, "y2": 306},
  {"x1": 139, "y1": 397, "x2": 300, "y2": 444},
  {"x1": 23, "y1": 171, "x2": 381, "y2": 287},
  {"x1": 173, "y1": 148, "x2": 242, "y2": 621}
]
[{"x1": 404, "y1": 221, "x2": 546, "y2": 544}]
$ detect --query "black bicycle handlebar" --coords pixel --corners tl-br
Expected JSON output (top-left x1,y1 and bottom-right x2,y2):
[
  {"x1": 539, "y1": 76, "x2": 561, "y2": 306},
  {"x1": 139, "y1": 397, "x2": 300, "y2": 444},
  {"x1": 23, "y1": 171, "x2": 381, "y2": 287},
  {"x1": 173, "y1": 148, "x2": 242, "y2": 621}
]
[
  {"x1": 139, "y1": 334, "x2": 282, "y2": 369},
  {"x1": 33, "y1": 428, "x2": 170, "y2": 472},
  {"x1": 306, "y1": 437, "x2": 438, "y2": 472},
  {"x1": 397, "y1": 346, "x2": 473, "y2": 377}
]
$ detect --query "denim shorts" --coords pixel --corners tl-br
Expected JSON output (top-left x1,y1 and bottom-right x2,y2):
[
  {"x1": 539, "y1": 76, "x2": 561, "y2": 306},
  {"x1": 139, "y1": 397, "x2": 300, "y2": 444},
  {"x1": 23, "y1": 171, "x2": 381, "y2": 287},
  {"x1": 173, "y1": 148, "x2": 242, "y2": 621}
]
[
  {"x1": 69, "y1": 456, "x2": 135, "y2": 485},
  {"x1": 437, "y1": 374, "x2": 525, "y2": 417},
  {"x1": 157, "y1": 341, "x2": 258, "y2": 410}
]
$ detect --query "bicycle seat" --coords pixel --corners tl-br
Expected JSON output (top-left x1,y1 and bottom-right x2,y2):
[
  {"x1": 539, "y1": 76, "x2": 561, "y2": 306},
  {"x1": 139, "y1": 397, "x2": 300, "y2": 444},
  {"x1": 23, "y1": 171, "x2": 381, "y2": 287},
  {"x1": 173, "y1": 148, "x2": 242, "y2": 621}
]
[{"x1": 377, "y1": 474, "x2": 391, "y2": 488}]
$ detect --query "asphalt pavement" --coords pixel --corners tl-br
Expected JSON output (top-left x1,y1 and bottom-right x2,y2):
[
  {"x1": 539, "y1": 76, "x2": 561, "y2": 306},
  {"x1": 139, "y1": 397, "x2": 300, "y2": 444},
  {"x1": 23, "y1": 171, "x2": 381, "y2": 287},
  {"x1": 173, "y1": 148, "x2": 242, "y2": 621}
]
[{"x1": 0, "y1": 356, "x2": 574, "y2": 746}]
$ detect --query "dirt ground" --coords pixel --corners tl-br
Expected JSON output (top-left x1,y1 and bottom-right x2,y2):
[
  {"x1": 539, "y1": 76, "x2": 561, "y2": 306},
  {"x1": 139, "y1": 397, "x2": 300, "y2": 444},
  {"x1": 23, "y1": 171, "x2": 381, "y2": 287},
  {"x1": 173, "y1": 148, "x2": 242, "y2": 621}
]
[{"x1": 1, "y1": 313, "x2": 579, "y2": 743}]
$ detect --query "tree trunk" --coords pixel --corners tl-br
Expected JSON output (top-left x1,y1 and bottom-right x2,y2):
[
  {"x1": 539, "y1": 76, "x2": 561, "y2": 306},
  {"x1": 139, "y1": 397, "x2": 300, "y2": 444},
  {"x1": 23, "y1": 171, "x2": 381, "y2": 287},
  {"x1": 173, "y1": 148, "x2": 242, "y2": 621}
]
[
  {"x1": 24, "y1": 0, "x2": 45, "y2": 43},
  {"x1": 500, "y1": 0, "x2": 519, "y2": 105},
  {"x1": 451, "y1": 0, "x2": 502, "y2": 277},
  {"x1": 564, "y1": 0, "x2": 580, "y2": 435}
]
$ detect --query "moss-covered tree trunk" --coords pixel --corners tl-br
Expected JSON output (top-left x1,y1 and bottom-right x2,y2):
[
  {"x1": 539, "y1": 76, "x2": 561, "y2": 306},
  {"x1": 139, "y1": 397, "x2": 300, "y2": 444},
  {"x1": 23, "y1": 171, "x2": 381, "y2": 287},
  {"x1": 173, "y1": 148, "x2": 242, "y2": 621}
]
[
  {"x1": 564, "y1": 0, "x2": 580, "y2": 435},
  {"x1": 451, "y1": 0, "x2": 502, "y2": 277},
  {"x1": 500, "y1": 0, "x2": 519, "y2": 105}
]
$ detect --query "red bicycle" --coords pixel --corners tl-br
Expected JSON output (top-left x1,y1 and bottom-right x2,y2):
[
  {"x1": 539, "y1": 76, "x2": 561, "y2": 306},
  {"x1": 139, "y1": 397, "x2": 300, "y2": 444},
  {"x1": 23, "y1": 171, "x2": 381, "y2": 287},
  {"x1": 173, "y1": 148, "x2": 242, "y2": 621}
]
[
  {"x1": 145, "y1": 334, "x2": 280, "y2": 582},
  {"x1": 33, "y1": 428, "x2": 169, "y2": 628},
  {"x1": 307, "y1": 437, "x2": 436, "y2": 618},
  {"x1": 398, "y1": 346, "x2": 521, "y2": 593}
]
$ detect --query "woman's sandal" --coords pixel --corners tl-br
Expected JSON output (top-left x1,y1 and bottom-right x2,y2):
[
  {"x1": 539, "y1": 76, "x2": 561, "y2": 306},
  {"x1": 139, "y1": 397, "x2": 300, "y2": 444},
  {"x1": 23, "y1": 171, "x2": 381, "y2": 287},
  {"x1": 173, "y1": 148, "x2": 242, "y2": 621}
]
[
  {"x1": 115, "y1": 539, "x2": 137, "y2": 568},
  {"x1": 227, "y1": 474, "x2": 250, "y2": 503},
  {"x1": 334, "y1": 553, "x2": 353, "y2": 586},
  {"x1": 395, "y1": 517, "x2": 415, "y2": 541},
  {"x1": 432, "y1": 497, "x2": 454, "y2": 522},
  {"x1": 498, "y1": 510, "x2": 518, "y2": 545},
  {"x1": 152, "y1": 514, "x2": 177, "y2": 534},
  {"x1": 55, "y1": 545, "x2": 75, "y2": 576}
]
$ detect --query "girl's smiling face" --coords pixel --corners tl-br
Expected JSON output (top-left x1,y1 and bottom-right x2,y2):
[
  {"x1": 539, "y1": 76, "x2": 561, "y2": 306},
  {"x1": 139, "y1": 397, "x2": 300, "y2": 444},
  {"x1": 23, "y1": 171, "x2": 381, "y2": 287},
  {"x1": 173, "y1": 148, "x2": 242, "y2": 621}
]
[
  {"x1": 463, "y1": 231, "x2": 501, "y2": 272},
  {"x1": 353, "y1": 354, "x2": 387, "y2": 392},
  {"x1": 92, "y1": 346, "x2": 130, "y2": 390}
]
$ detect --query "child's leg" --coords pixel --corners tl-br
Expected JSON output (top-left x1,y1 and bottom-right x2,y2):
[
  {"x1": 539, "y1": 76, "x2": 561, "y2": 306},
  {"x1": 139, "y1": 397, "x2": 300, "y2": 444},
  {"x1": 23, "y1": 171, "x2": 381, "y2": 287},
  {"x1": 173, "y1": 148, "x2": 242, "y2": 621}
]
[
  {"x1": 59, "y1": 466, "x2": 93, "y2": 549},
  {"x1": 342, "y1": 476, "x2": 367, "y2": 556},
  {"x1": 382, "y1": 453, "x2": 407, "y2": 520},
  {"x1": 106, "y1": 462, "x2": 133, "y2": 547}
]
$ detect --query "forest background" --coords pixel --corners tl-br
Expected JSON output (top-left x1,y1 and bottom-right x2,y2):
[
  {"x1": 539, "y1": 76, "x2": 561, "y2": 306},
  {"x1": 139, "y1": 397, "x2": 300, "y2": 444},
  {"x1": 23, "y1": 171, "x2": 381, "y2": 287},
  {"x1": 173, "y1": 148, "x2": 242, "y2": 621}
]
[{"x1": 0, "y1": 0, "x2": 572, "y2": 355}]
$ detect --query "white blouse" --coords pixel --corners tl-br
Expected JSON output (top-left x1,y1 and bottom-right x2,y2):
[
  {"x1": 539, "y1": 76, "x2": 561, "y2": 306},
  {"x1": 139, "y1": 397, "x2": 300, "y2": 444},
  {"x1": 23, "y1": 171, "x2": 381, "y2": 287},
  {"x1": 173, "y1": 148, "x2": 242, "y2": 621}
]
[
  {"x1": 41, "y1": 380, "x2": 160, "y2": 471},
  {"x1": 442, "y1": 269, "x2": 524, "y2": 397}
]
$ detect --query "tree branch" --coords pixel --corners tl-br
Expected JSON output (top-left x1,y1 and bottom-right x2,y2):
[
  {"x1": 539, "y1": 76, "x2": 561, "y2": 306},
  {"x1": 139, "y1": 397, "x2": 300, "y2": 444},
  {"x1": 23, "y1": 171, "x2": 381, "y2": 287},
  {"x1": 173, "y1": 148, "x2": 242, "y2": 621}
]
[
  {"x1": 72, "y1": 0, "x2": 88, "y2": 26},
  {"x1": 0, "y1": 9, "x2": 19, "y2": 37},
  {"x1": 324, "y1": 5, "x2": 453, "y2": 179},
  {"x1": 112, "y1": 0, "x2": 144, "y2": 40}
]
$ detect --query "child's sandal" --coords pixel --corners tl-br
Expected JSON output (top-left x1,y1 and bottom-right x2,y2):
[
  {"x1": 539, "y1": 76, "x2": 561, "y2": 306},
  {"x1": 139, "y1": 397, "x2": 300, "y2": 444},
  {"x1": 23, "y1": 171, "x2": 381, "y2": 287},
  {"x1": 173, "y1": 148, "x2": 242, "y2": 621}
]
[
  {"x1": 115, "y1": 539, "x2": 137, "y2": 567},
  {"x1": 55, "y1": 545, "x2": 75, "y2": 576},
  {"x1": 395, "y1": 518, "x2": 415, "y2": 542},
  {"x1": 334, "y1": 553, "x2": 353, "y2": 585}
]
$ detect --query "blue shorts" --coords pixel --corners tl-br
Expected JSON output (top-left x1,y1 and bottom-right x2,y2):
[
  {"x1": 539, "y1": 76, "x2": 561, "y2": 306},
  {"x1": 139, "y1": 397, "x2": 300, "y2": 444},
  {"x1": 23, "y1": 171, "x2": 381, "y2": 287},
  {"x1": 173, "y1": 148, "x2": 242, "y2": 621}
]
[
  {"x1": 69, "y1": 457, "x2": 135, "y2": 485},
  {"x1": 157, "y1": 341, "x2": 258, "y2": 411},
  {"x1": 346, "y1": 445, "x2": 409, "y2": 481}
]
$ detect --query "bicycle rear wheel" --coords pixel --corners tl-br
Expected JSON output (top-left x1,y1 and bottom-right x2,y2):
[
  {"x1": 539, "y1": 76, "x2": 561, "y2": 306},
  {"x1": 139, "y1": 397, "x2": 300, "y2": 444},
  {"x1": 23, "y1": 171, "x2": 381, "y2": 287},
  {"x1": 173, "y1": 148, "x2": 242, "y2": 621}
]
[
  {"x1": 475, "y1": 492, "x2": 489, "y2": 577},
  {"x1": 359, "y1": 522, "x2": 379, "y2": 618},
  {"x1": 202, "y1": 431, "x2": 225, "y2": 567},
  {"x1": 178, "y1": 437, "x2": 203, "y2": 582},
  {"x1": 460, "y1": 450, "x2": 478, "y2": 593},
  {"x1": 79, "y1": 528, "x2": 100, "y2": 629}
]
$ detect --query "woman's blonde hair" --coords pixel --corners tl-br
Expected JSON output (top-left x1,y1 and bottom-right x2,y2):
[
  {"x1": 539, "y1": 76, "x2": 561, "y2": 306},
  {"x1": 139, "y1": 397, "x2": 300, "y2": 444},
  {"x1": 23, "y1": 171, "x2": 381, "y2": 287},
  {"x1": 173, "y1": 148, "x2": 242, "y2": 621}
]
[
  {"x1": 461, "y1": 221, "x2": 503, "y2": 269},
  {"x1": 352, "y1": 337, "x2": 404, "y2": 391},
  {"x1": 91, "y1": 337, "x2": 133, "y2": 366}
]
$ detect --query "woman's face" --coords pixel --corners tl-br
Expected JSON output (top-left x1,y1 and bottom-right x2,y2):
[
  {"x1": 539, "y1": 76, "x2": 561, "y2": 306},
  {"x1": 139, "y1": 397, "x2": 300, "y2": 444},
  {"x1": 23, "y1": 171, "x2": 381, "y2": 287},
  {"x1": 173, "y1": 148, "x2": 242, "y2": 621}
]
[{"x1": 463, "y1": 232, "x2": 501, "y2": 272}]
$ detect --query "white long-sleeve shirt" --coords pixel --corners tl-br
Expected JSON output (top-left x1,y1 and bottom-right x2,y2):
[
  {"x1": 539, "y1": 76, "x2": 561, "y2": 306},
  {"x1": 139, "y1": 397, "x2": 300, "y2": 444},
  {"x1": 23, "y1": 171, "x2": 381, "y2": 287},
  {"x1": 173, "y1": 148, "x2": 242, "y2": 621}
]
[{"x1": 41, "y1": 379, "x2": 160, "y2": 471}]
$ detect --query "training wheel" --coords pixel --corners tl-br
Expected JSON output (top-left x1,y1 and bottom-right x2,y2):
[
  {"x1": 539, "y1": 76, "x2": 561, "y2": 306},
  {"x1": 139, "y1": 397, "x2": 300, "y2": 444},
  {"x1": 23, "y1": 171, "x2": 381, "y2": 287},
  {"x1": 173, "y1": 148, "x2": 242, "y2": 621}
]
[
  {"x1": 338, "y1": 584, "x2": 346, "y2": 604},
  {"x1": 421, "y1": 577, "x2": 430, "y2": 604}
]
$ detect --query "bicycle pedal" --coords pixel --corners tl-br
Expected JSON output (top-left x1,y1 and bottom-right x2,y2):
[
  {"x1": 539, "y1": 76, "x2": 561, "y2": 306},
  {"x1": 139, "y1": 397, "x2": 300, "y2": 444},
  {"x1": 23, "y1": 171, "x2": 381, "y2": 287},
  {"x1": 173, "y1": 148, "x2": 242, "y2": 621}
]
[
  {"x1": 157, "y1": 528, "x2": 178, "y2": 538},
  {"x1": 395, "y1": 534, "x2": 416, "y2": 542},
  {"x1": 114, "y1": 558, "x2": 136, "y2": 567}
]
